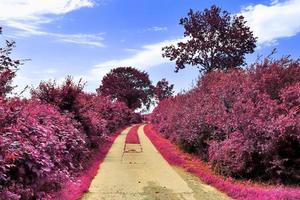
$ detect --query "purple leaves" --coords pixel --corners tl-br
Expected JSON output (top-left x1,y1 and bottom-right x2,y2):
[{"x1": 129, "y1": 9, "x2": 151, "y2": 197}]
[
  {"x1": 1, "y1": 79, "x2": 141, "y2": 199},
  {"x1": 97, "y1": 67, "x2": 154, "y2": 110},
  {"x1": 162, "y1": 5, "x2": 257, "y2": 73},
  {"x1": 0, "y1": 99, "x2": 87, "y2": 199},
  {"x1": 151, "y1": 57, "x2": 300, "y2": 185},
  {"x1": 0, "y1": 26, "x2": 141, "y2": 199}
]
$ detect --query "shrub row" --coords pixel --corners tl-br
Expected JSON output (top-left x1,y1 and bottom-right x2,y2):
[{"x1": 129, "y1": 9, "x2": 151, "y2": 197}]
[
  {"x1": 144, "y1": 124, "x2": 300, "y2": 200},
  {"x1": 0, "y1": 78, "x2": 140, "y2": 199},
  {"x1": 151, "y1": 58, "x2": 300, "y2": 185}
]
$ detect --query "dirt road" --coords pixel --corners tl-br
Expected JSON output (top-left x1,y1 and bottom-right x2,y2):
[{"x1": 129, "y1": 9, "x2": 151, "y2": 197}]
[{"x1": 81, "y1": 125, "x2": 230, "y2": 200}]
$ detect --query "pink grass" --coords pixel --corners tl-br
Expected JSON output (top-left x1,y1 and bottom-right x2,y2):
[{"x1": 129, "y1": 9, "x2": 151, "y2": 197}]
[
  {"x1": 125, "y1": 125, "x2": 140, "y2": 144},
  {"x1": 54, "y1": 128, "x2": 124, "y2": 200},
  {"x1": 144, "y1": 124, "x2": 300, "y2": 200}
]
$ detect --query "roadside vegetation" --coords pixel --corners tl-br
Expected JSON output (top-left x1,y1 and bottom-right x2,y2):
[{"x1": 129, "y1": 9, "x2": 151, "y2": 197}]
[
  {"x1": 151, "y1": 4, "x2": 300, "y2": 196},
  {"x1": 0, "y1": 30, "x2": 140, "y2": 199},
  {"x1": 0, "y1": 4, "x2": 299, "y2": 200}
]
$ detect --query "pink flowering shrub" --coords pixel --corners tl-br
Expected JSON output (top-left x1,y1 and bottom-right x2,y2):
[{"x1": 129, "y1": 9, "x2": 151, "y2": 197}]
[
  {"x1": 151, "y1": 58, "x2": 300, "y2": 184},
  {"x1": 31, "y1": 77, "x2": 141, "y2": 148},
  {"x1": 0, "y1": 93, "x2": 139, "y2": 199},
  {"x1": 0, "y1": 98, "x2": 89, "y2": 199},
  {"x1": 0, "y1": 91, "x2": 140, "y2": 199},
  {"x1": 77, "y1": 94, "x2": 141, "y2": 133},
  {"x1": 144, "y1": 124, "x2": 300, "y2": 200},
  {"x1": 30, "y1": 76, "x2": 84, "y2": 112},
  {"x1": 0, "y1": 30, "x2": 140, "y2": 198},
  {"x1": 75, "y1": 93, "x2": 141, "y2": 147},
  {"x1": 250, "y1": 57, "x2": 300, "y2": 100}
]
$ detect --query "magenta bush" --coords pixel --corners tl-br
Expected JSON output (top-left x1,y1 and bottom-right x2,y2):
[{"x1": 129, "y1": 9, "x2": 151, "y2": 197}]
[
  {"x1": 0, "y1": 98, "x2": 89, "y2": 199},
  {"x1": 31, "y1": 77, "x2": 141, "y2": 148},
  {"x1": 75, "y1": 93, "x2": 141, "y2": 147},
  {"x1": 0, "y1": 94, "x2": 140, "y2": 198},
  {"x1": 144, "y1": 124, "x2": 300, "y2": 200},
  {"x1": 0, "y1": 77, "x2": 141, "y2": 199},
  {"x1": 1, "y1": 30, "x2": 140, "y2": 198},
  {"x1": 250, "y1": 57, "x2": 300, "y2": 100},
  {"x1": 30, "y1": 76, "x2": 84, "y2": 112},
  {"x1": 151, "y1": 58, "x2": 300, "y2": 184}
]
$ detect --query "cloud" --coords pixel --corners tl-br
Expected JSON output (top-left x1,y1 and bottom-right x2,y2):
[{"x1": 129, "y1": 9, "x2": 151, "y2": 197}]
[
  {"x1": 144, "y1": 26, "x2": 168, "y2": 32},
  {"x1": 240, "y1": 0, "x2": 300, "y2": 45},
  {"x1": 6, "y1": 21, "x2": 105, "y2": 47},
  {"x1": 123, "y1": 48, "x2": 140, "y2": 52},
  {"x1": 53, "y1": 33, "x2": 105, "y2": 47},
  {"x1": 0, "y1": 0, "x2": 104, "y2": 47},
  {"x1": 11, "y1": 38, "x2": 183, "y2": 96},
  {"x1": 0, "y1": 0, "x2": 93, "y2": 21},
  {"x1": 89, "y1": 38, "x2": 182, "y2": 80},
  {"x1": 88, "y1": 0, "x2": 300, "y2": 80}
]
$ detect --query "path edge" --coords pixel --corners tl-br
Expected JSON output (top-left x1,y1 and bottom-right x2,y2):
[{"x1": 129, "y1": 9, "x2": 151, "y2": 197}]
[{"x1": 54, "y1": 127, "x2": 127, "y2": 200}]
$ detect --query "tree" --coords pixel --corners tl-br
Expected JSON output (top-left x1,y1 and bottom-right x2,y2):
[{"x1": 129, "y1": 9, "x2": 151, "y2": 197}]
[
  {"x1": 0, "y1": 27, "x2": 21, "y2": 97},
  {"x1": 162, "y1": 5, "x2": 257, "y2": 73},
  {"x1": 97, "y1": 67, "x2": 154, "y2": 110},
  {"x1": 155, "y1": 78, "x2": 174, "y2": 101}
]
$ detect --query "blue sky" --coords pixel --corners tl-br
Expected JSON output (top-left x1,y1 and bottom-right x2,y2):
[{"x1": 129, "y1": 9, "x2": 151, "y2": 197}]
[{"x1": 1, "y1": 0, "x2": 300, "y2": 96}]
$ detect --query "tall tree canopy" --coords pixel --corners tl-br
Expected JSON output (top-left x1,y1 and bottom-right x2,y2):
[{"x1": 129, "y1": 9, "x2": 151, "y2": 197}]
[
  {"x1": 163, "y1": 5, "x2": 257, "y2": 73},
  {"x1": 97, "y1": 67, "x2": 154, "y2": 110},
  {"x1": 155, "y1": 78, "x2": 174, "y2": 101},
  {"x1": 0, "y1": 27, "x2": 21, "y2": 97}
]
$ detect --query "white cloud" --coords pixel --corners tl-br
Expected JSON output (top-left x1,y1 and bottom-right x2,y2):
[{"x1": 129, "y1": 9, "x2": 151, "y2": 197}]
[
  {"x1": 87, "y1": 0, "x2": 300, "y2": 80},
  {"x1": 145, "y1": 26, "x2": 168, "y2": 32},
  {"x1": 89, "y1": 38, "x2": 182, "y2": 80},
  {"x1": 241, "y1": 0, "x2": 300, "y2": 45},
  {"x1": 54, "y1": 33, "x2": 105, "y2": 47},
  {"x1": 0, "y1": 0, "x2": 104, "y2": 47},
  {"x1": 0, "y1": 0, "x2": 93, "y2": 21},
  {"x1": 123, "y1": 48, "x2": 140, "y2": 52},
  {"x1": 55, "y1": 38, "x2": 184, "y2": 94},
  {"x1": 7, "y1": 21, "x2": 105, "y2": 47}
]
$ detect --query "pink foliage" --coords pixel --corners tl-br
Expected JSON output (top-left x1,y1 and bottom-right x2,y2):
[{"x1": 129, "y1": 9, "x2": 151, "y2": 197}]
[
  {"x1": 125, "y1": 125, "x2": 140, "y2": 144},
  {"x1": 144, "y1": 125, "x2": 300, "y2": 200},
  {"x1": 97, "y1": 67, "x2": 154, "y2": 110},
  {"x1": 0, "y1": 28, "x2": 141, "y2": 199},
  {"x1": 154, "y1": 78, "x2": 174, "y2": 101},
  {"x1": 0, "y1": 98, "x2": 88, "y2": 199},
  {"x1": 31, "y1": 77, "x2": 141, "y2": 148},
  {"x1": 1, "y1": 78, "x2": 141, "y2": 199},
  {"x1": 0, "y1": 35, "x2": 21, "y2": 97},
  {"x1": 75, "y1": 93, "x2": 141, "y2": 147},
  {"x1": 151, "y1": 58, "x2": 300, "y2": 184},
  {"x1": 250, "y1": 57, "x2": 300, "y2": 100}
]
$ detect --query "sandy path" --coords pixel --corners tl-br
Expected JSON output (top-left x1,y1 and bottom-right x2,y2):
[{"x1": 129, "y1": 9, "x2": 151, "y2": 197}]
[{"x1": 81, "y1": 125, "x2": 230, "y2": 200}]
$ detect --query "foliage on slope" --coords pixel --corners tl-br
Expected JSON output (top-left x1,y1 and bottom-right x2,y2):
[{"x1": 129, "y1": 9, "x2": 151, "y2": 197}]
[{"x1": 151, "y1": 57, "x2": 300, "y2": 185}]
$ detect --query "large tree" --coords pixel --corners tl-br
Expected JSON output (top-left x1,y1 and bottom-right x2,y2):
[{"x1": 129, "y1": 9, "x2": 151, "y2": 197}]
[
  {"x1": 163, "y1": 5, "x2": 257, "y2": 73},
  {"x1": 155, "y1": 78, "x2": 174, "y2": 101},
  {"x1": 97, "y1": 67, "x2": 154, "y2": 110}
]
